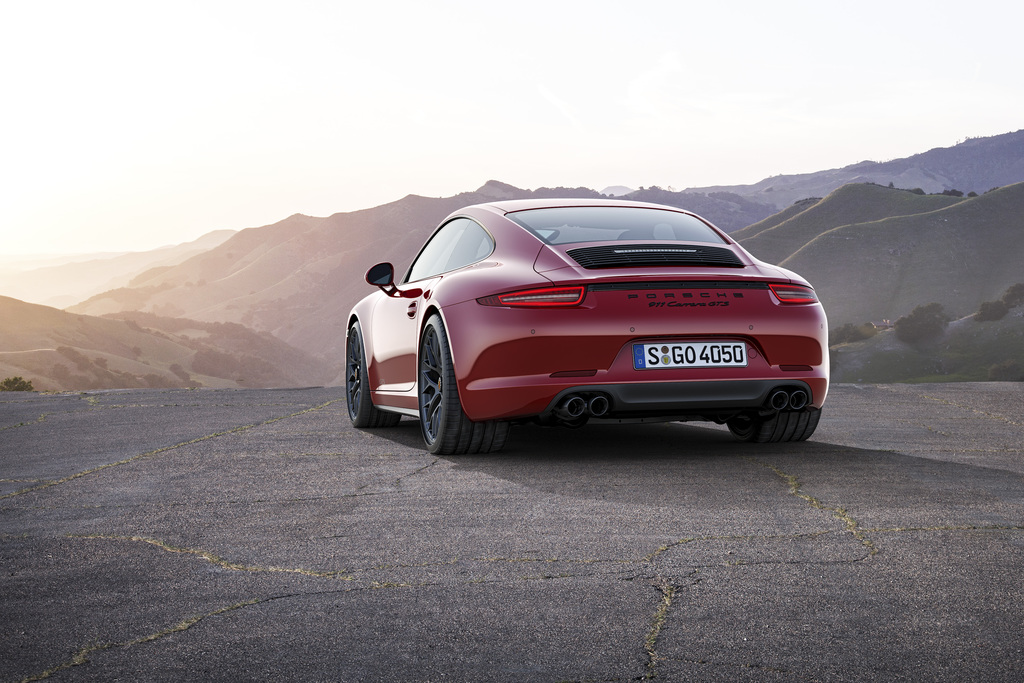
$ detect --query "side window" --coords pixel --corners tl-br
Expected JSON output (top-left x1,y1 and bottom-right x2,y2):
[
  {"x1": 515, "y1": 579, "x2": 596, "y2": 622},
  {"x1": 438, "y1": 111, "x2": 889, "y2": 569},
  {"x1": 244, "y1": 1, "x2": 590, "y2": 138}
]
[{"x1": 406, "y1": 218, "x2": 493, "y2": 282}]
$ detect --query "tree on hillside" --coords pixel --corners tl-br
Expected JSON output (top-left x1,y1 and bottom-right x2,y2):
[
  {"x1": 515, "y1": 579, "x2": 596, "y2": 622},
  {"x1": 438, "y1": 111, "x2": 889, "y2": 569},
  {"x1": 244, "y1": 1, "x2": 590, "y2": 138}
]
[
  {"x1": 830, "y1": 323, "x2": 877, "y2": 345},
  {"x1": 975, "y1": 282, "x2": 1024, "y2": 322},
  {"x1": 988, "y1": 360, "x2": 1023, "y2": 381},
  {"x1": 1002, "y1": 283, "x2": 1024, "y2": 308},
  {"x1": 974, "y1": 299, "x2": 1010, "y2": 322},
  {"x1": 1, "y1": 376, "x2": 34, "y2": 391},
  {"x1": 894, "y1": 303, "x2": 950, "y2": 344}
]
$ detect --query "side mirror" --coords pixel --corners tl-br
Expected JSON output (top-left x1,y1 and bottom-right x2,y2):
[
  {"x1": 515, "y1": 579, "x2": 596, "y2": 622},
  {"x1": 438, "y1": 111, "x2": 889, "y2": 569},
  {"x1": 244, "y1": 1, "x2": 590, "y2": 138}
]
[
  {"x1": 365, "y1": 262, "x2": 422, "y2": 298},
  {"x1": 365, "y1": 262, "x2": 395, "y2": 290}
]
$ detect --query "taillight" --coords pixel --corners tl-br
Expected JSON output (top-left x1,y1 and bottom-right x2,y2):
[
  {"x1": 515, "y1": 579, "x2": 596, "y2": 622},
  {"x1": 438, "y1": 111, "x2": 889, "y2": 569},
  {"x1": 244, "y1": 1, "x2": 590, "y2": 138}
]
[
  {"x1": 477, "y1": 286, "x2": 585, "y2": 307},
  {"x1": 768, "y1": 283, "x2": 818, "y2": 304}
]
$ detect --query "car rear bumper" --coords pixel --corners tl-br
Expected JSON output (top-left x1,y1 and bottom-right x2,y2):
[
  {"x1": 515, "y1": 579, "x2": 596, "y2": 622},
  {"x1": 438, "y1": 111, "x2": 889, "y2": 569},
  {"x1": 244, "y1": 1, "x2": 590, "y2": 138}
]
[
  {"x1": 460, "y1": 374, "x2": 826, "y2": 421},
  {"x1": 441, "y1": 283, "x2": 830, "y2": 422}
]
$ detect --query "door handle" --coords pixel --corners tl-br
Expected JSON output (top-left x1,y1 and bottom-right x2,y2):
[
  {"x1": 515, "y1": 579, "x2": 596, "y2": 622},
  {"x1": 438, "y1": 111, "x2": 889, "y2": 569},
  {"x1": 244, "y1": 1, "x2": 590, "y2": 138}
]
[{"x1": 407, "y1": 302, "x2": 417, "y2": 318}]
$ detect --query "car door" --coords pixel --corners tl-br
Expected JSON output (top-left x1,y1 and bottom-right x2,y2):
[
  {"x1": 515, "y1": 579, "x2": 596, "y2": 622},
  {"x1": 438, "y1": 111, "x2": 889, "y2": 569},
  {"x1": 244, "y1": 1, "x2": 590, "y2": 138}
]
[{"x1": 369, "y1": 217, "x2": 491, "y2": 393}]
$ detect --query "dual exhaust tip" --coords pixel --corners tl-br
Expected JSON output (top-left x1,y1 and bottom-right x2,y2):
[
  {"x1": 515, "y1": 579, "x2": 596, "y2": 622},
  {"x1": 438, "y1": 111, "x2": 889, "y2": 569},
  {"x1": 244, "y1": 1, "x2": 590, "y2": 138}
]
[
  {"x1": 555, "y1": 393, "x2": 610, "y2": 421},
  {"x1": 767, "y1": 388, "x2": 808, "y2": 412}
]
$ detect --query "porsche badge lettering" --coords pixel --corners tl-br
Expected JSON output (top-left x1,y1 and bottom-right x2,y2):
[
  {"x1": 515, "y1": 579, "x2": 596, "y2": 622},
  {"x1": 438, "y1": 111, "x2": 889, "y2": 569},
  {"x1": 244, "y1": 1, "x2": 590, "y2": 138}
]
[
  {"x1": 627, "y1": 292, "x2": 744, "y2": 299},
  {"x1": 631, "y1": 292, "x2": 744, "y2": 309}
]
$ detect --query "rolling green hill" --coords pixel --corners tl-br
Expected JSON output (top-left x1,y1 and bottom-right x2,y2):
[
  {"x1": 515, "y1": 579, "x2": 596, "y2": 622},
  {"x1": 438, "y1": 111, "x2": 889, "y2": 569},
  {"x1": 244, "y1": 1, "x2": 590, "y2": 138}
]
[
  {"x1": 730, "y1": 197, "x2": 821, "y2": 242},
  {"x1": 775, "y1": 182, "x2": 1024, "y2": 328},
  {"x1": 737, "y1": 183, "x2": 967, "y2": 265}
]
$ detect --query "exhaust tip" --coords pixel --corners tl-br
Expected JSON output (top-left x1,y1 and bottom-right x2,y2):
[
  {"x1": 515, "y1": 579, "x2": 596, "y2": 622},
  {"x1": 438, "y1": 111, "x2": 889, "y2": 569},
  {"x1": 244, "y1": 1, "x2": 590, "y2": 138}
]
[
  {"x1": 768, "y1": 390, "x2": 790, "y2": 411},
  {"x1": 560, "y1": 395, "x2": 587, "y2": 419},
  {"x1": 588, "y1": 395, "x2": 610, "y2": 417},
  {"x1": 788, "y1": 390, "x2": 808, "y2": 411}
]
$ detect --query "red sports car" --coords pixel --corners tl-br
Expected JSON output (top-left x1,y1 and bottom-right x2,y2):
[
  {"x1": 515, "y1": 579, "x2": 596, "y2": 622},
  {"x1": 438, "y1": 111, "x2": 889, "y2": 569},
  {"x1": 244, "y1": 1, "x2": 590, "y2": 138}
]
[{"x1": 346, "y1": 198, "x2": 828, "y2": 454}]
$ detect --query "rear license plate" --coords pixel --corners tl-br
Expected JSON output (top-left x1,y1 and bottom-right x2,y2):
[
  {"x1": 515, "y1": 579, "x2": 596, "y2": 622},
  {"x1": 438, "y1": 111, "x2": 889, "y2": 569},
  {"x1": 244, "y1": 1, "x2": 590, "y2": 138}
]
[{"x1": 633, "y1": 342, "x2": 747, "y2": 369}]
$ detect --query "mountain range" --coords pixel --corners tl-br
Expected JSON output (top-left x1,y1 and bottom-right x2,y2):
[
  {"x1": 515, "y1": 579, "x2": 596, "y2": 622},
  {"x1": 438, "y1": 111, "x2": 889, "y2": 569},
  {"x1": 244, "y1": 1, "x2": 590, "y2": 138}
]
[
  {"x1": 0, "y1": 230, "x2": 235, "y2": 309},
  {"x1": 685, "y1": 129, "x2": 1024, "y2": 212},
  {"x1": 3, "y1": 128, "x2": 1023, "y2": 390}
]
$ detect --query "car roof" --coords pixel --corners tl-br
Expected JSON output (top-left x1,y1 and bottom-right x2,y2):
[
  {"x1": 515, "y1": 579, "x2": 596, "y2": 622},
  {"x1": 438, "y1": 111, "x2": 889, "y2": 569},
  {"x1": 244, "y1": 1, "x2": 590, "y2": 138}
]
[{"x1": 478, "y1": 197, "x2": 701, "y2": 215}]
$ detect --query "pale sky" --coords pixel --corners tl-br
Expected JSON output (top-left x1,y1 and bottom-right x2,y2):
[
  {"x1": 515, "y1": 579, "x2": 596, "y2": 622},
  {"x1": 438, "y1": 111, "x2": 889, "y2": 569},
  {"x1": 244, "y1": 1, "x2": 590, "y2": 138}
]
[{"x1": 2, "y1": 0, "x2": 1023, "y2": 255}]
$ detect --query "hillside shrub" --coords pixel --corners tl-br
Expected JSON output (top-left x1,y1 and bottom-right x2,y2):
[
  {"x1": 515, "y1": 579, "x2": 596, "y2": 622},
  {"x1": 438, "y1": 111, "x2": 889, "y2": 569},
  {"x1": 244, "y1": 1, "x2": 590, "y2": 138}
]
[
  {"x1": 974, "y1": 300, "x2": 1010, "y2": 322},
  {"x1": 894, "y1": 303, "x2": 949, "y2": 344},
  {"x1": 169, "y1": 364, "x2": 191, "y2": 382},
  {"x1": 988, "y1": 360, "x2": 1023, "y2": 381},
  {"x1": 0, "y1": 376, "x2": 34, "y2": 391},
  {"x1": 830, "y1": 323, "x2": 877, "y2": 345},
  {"x1": 1002, "y1": 283, "x2": 1024, "y2": 308}
]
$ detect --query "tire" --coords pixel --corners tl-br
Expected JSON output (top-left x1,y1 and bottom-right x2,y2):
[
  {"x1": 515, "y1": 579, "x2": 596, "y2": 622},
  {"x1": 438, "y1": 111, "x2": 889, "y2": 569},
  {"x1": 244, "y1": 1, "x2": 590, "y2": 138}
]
[
  {"x1": 418, "y1": 314, "x2": 510, "y2": 455},
  {"x1": 346, "y1": 322, "x2": 401, "y2": 428},
  {"x1": 727, "y1": 408, "x2": 821, "y2": 443}
]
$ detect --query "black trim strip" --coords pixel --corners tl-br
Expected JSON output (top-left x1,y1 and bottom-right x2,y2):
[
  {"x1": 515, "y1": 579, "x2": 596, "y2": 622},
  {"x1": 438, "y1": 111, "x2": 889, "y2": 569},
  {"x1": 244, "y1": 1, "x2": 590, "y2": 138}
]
[
  {"x1": 567, "y1": 243, "x2": 744, "y2": 269},
  {"x1": 588, "y1": 281, "x2": 770, "y2": 292}
]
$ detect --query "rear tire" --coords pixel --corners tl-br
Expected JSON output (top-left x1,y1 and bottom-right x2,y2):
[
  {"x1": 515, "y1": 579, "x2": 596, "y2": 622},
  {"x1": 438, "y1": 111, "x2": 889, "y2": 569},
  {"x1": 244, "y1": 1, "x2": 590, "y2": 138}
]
[
  {"x1": 727, "y1": 408, "x2": 821, "y2": 443},
  {"x1": 346, "y1": 322, "x2": 401, "y2": 428},
  {"x1": 419, "y1": 314, "x2": 509, "y2": 455}
]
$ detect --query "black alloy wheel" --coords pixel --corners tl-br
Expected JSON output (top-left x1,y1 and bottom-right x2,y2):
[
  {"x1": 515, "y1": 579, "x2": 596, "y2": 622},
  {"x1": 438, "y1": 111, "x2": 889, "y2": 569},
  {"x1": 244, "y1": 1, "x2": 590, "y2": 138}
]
[
  {"x1": 418, "y1": 320, "x2": 446, "y2": 445},
  {"x1": 418, "y1": 314, "x2": 509, "y2": 455}
]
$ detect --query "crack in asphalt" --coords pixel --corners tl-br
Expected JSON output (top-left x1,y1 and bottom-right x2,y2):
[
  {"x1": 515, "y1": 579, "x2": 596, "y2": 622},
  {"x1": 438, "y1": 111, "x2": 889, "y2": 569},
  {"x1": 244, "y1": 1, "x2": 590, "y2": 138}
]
[
  {"x1": 394, "y1": 457, "x2": 440, "y2": 489},
  {"x1": 0, "y1": 399, "x2": 343, "y2": 501},
  {"x1": 75, "y1": 534, "x2": 356, "y2": 580},
  {"x1": 70, "y1": 533, "x2": 635, "y2": 586},
  {"x1": 643, "y1": 530, "x2": 835, "y2": 564},
  {"x1": 746, "y1": 457, "x2": 878, "y2": 557},
  {"x1": 16, "y1": 598, "x2": 261, "y2": 683},
  {"x1": 641, "y1": 577, "x2": 677, "y2": 679},
  {"x1": 0, "y1": 413, "x2": 48, "y2": 432}
]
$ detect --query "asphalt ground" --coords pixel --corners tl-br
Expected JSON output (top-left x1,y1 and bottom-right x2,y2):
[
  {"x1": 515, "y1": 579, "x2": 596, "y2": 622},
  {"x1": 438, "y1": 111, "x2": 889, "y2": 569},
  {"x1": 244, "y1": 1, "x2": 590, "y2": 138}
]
[{"x1": 1, "y1": 383, "x2": 1023, "y2": 682}]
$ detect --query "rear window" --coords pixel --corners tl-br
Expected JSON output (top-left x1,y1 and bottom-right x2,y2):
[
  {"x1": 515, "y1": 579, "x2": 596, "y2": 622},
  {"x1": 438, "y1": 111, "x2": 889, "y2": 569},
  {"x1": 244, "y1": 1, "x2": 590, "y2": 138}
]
[{"x1": 506, "y1": 206, "x2": 726, "y2": 245}]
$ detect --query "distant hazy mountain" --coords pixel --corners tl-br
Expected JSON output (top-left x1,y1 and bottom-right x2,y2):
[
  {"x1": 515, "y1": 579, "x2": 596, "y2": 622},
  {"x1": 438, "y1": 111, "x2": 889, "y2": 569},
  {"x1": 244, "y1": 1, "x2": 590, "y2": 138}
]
[
  {"x1": 600, "y1": 185, "x2": 634, "y2": 196},
  {"x1": 0, "y1": 230, "x2": 235, "y2": 309},
  {"x1": 737, "y1": 182, "x2": 1024, "y2": 328},
  {"x1": 0, "y1": 296, "x2": 329, "y2": 391},
  {"x1": 685, "y1": 129, "x2": 1024, "y2": 211}
]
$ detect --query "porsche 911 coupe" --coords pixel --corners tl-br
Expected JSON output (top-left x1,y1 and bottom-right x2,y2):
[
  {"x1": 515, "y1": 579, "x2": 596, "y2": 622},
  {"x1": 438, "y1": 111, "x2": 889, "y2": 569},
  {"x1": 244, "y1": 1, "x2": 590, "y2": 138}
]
[{"x1": 346, "y1": 198, "x2": 828, "y2": 454}]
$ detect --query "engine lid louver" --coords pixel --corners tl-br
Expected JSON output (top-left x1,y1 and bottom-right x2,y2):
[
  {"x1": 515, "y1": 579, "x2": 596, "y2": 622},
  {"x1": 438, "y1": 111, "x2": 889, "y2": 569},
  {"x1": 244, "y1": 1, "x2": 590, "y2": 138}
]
[{"x1": 566, "y1": 244, "x2": 744, "y2": 269}]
